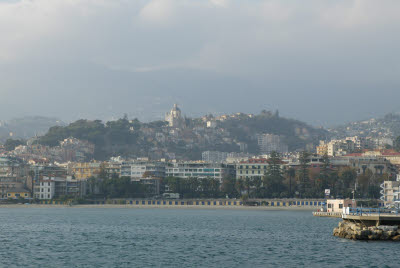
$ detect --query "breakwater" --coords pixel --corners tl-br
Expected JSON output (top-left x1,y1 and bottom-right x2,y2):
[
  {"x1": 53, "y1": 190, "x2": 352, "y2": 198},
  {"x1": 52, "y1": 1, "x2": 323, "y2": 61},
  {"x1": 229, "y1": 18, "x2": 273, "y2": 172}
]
[
  {"x1": 333, "y1": 207, "x2": 400, "y2": 241},
  {"x1": 333, "y1": 221, "x2": 400, "y2": 241}
]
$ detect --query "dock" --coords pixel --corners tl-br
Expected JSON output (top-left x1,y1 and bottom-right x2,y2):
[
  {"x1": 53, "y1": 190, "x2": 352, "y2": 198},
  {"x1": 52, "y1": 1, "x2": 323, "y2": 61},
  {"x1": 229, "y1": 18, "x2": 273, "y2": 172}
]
[
  {"x1": 312, "y1": 211, "x2": 341, "y2": 218},
  {"x1": 342, "y1": 207, "x2": 400, "y2": 226}
]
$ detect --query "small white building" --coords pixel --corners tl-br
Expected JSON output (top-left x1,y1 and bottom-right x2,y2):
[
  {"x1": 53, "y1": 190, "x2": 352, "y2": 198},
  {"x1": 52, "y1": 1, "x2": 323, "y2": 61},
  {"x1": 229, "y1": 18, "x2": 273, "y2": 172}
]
[
  {"x1": 206, "y1": 121, "x2": 217, "y2": 128},
  {"x1": 327, "y1": 199, "x2": 356, "y2": 213}
]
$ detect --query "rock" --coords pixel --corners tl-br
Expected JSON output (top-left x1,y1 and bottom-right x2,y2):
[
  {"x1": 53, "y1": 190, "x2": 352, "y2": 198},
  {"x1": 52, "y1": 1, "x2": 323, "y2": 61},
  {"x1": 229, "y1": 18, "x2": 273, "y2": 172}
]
[
  {"x1": 380, "y1": 232, "x2": 390, "y2": 240},
  {"x1": 378, "y1": 226, "x2": 398, "y2": 232},
  {"x1": 392, "y1": 235, "x2": 400, "y2": 241},
  {"x1": 333, "y1": 228, "x2": 339, "y2": 236},
  {"x1": 360, "y1": 230, "x2": 370, "y2": 238},
  {"x1": 387, "y1": 231, "x2": 396, "y2": 237},
  {"x1": 368, "y1": 234, "x2": 379, "y2": 240}
]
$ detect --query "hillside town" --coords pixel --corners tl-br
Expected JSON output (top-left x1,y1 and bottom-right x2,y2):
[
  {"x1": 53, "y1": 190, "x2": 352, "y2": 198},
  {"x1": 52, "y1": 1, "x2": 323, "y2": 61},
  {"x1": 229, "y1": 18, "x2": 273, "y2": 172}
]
[{"x1": 0, "y1": 105, "x2": 400, "y2": 207}]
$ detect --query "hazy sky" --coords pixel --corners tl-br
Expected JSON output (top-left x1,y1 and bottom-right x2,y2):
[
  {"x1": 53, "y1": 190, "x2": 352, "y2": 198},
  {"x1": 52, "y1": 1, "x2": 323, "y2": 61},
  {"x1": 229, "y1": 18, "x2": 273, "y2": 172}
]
[{"x1": 0, "y1": 0, "x2": 399, "y2": 126}]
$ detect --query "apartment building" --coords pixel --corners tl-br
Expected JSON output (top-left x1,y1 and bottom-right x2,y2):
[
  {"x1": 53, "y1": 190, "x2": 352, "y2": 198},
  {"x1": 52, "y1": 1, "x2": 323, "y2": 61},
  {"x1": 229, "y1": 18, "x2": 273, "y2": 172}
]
[
  {"x1": 236, "y1": 158, "x2": 273, "y2": 180},
  {"x1": 120, "y1": 161, "x2": 166, "y2": 180},
  {"x1": 166, "y1": 162, "x2": 231, "y2": 182}
]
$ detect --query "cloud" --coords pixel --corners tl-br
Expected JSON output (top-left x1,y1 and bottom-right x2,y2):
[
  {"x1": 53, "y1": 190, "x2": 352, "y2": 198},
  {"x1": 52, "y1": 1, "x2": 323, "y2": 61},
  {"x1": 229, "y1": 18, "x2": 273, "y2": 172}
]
[
  {"x1": 0, "y1": 0, "x2": 399, "y2": 124},
  {"x1": 138, "y1": 0, "x2": 177, "y2": 26}
]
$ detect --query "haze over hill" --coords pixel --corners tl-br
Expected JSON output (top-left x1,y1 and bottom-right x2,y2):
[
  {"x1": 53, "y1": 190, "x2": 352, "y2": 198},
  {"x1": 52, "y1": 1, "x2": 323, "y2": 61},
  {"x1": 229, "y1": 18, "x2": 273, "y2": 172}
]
[{"x1": 0, "y1": 1, "x2": 399, "y2": 126}]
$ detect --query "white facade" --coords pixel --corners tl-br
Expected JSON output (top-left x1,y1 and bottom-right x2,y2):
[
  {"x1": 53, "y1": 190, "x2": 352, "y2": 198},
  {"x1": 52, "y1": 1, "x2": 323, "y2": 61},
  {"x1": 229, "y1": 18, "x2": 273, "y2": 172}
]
[
  {"x1": 166, "y1": 162, "x2": 226, "y2": 181},
  {"x1": 380, "y1": 180, "x2": 400, "y2": 206},
  {"x1": 206, "y1": 121, "x2": 217, "y2": 128},
  {"x1": 257, "y1": 134, "x2": 288, "y2": 154},
  {"x1": 36, "y1": 178, "x2": 55, "y2": 200},
  {"x1": 165, "y1": 104, "x2": 184, "y2": 128},
  {"x1": 120, "y1": 161, "x2": 166, "y2": 180}
]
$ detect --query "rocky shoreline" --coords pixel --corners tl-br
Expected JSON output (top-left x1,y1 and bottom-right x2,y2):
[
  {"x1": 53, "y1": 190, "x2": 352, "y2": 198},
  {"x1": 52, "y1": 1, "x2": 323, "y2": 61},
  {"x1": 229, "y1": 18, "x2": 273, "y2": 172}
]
[{"x1": 333, "y1": 221, "x2": 400, "y2": 241}]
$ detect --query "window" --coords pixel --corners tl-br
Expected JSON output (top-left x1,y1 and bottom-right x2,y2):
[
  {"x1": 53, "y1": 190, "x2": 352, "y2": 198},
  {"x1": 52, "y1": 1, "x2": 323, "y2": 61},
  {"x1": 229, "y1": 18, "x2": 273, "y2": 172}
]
[
  {"x1": 41, "y1": 188, "x2": 43, "y2": 192},
  {"x1": 48, "y1": 182, "x2": 50, "y2": 186},
  {"x1": 48, "y1": 188, "x2": 50, "y2": 192},
  {"x1": 41, "y1": 194, "x2": 43, "y2": 198},
  {"x1": 47, "y1": 194, "x2": 50, "y2": 198},
  {"x1": 339, "y1": 204, "x2": 343, "y2": 209},
  {"x1": 328, "y1": 204, "x2": 332, "y2": 208}
]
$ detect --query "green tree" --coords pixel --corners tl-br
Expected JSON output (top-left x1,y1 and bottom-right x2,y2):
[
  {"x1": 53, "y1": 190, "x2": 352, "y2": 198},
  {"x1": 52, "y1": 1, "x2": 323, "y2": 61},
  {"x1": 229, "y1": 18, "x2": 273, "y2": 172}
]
[
  {"x1": 297, "y1": 151, "x2": 310, "y2": 196},
  {"x1": 263, "y1": 151, "x2": 285, "y2": 197},
  {"x1": 221, "y1": 177, "x2": 238, "y2": 198},
  {"x1": 285, "y1": 167, "x2": 296, "y2": 197},
  {"x1": 4, "y1": 139, "x2": 25, "y2": 151},
  {"x1": 235, "y1": 179, "x2": 244, "y2": 197}
]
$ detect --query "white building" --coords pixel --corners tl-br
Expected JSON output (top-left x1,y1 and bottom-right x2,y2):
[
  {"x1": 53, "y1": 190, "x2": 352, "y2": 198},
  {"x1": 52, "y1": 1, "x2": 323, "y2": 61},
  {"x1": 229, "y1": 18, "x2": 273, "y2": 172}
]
[
  {"x1": 206, "y1": 120, "x2": 217, "y2": 128},
  {"x1": 35, "y1": 177, "x2": 56, "y2": 200},
  {"x1": 380, "y1": 179, "x2": 400, "y2": 206},
  {"x1": 165, "y1": 104, "x2": 184, "y2": 128},
  {"x1": 166, "y1": 162, "x2": 230, "y2": 182},
  {"x1": 120, "y1": 161, "x2": 166, "y2": 180},
  {"x1": 257, "y1": 134, "x2": 288, "y2": 154}
]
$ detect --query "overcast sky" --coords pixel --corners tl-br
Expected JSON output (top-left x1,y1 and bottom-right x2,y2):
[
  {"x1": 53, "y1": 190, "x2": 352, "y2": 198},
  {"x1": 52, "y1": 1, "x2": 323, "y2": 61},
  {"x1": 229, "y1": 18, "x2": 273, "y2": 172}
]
[{"x1": 0, "y1": 0, "x2": 399, "y2": 126}]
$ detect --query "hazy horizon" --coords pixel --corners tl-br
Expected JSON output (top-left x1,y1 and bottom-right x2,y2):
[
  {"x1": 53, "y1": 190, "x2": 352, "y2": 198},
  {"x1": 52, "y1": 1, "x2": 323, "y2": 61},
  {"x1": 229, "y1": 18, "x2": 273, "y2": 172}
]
[{"x1": 1, "y1": 0, "x2": 399, "y2": 126}]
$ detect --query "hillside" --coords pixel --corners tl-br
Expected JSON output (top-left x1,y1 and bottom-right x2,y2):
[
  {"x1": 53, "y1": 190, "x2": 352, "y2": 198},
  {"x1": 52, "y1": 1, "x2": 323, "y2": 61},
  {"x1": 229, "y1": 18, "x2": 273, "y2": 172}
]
[
  {"x1": 329, "y1": 113, "x2": 400, "y2": 139},
  {"x1": 35, "y1": 112, "x2": 329, "y2": 160}
]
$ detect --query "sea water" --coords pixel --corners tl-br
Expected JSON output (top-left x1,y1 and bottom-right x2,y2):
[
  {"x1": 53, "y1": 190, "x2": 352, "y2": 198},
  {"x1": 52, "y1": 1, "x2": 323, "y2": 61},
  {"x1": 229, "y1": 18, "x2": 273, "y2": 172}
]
[{"x1": 0, "y1": 208, "x2": 398, "y2": 267}]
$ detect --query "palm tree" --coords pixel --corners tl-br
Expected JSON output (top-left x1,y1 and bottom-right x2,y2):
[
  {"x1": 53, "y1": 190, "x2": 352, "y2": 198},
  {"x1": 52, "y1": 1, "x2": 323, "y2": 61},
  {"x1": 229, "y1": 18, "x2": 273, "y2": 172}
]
[
  {"x1": 243, "y1": 177, "x2": 252, "y2": 197},
  {"x1": 286, "y1": 168, "x2": 296, "y2": 197},
  {"x1": 235, "y1": 179, "x2": 244, "y2": 197}
]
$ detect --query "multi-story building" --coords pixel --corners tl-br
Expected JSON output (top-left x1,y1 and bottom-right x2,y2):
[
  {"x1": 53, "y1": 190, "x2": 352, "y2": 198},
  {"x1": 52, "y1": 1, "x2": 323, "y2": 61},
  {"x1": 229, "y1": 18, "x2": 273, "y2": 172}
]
[
  {"x1": 71, "y1": 162, "x2": 102, "y2": 180},
  {"x1": 0, "y1": 176, "x2": 26, "y2": 199},
  {"x1": 30, "y1": 164, "x2": 67, "y2": 181},
  {"x1": 316, "y1": 141, "x2": 328, "y2": 155},
  {"x1": 257, "y1": 134, "x2": 288, "y2": 154},
  {"x1": 102, "y1": 161, "x2": 121, "y2": 178},
  {"x1": 317, "y1": 139, "x2": 355, "y2": 156},
  {"x1": 333, "y1": 156, "x2": 397, "y2": 177},
  {"x1": 236, "y1": 158, "x2": 272, "y2": 180},
  {"x1": 34, "y1": 176, "x2": 86, "y2": 200},
  {"x1": 202, "y1": 151, "x2": 229, "y2": 163},
  {"x1": 380, "y1": 179, "x2": 400, "y2": 206},
  {"x1": 0, "y1": 156, "x2": 27, "y2": 177},
  {"x1": 120, "y1": 161, "x2": 166, "y2": 180},
  {"x1": 35, "y1": 177, "x2": 56, "y2": 200},
  {"x1": 166, "y1": 162, "x2": 231, "y2": 182}
]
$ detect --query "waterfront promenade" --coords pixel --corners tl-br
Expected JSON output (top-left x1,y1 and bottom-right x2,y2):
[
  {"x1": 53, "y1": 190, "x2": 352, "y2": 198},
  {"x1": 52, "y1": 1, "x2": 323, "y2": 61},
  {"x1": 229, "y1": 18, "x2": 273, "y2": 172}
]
[{"x1": 28, "y1": 198, "x2": 325, "y2": 209}]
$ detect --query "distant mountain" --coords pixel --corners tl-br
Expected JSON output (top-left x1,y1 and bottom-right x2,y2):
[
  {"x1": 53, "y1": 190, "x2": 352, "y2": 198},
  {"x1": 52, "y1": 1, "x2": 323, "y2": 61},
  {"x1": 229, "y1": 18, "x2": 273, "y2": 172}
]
[
  {"x1": 328, "y1": 113, "x2": 400, "y2": 139},
  {"x1": 35, "y1": 111, "x2": 329, "y2": 160},
  {"x1": 0, "y1": 116, "x2": 65, "y2": 142}
]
